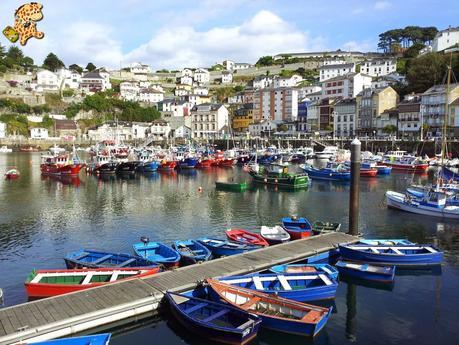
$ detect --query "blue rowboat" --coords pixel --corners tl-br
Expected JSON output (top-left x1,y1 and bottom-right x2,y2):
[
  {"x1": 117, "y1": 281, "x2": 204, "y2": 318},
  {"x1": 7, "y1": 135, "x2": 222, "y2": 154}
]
[
  {"x1": 64, "y1": 249, "x2": 158, "y2": 269},
  {"x1": 269, "y1": 264, "x2": 339, "y2": 280},
  {"x1": 172, "y1": 240, "x2": 212, "y2": 265},
  {"x1": 27, "y1": 334, "x2": 111, "y2": 345},
  {"x1": 207, "y1": 279, "x2": 332, "y2": 337},
  {"x1": 335, "y1": 260, "x2": 395, "y2": 283},
  {"x1": 300, "y1": 165, "x2": 351, "y2": 181},
  {"x1": 339, "y1": 243, "x2": 443, "y2": 266},
  {"x1": 281, "y1": 217, "x2": 312, "y2": 239},
  {"x1": 178, "y1": 157, "x2": 199, "y2": 169},
  {"x1": 166, "y1": 292, "x2": 261, "y2": 345},
  {"x1": 133, "y1": 240, "x2": 181, "y2": 268},
  {"x1": 358, "y1": 239, "x2": 414, "y2": 246},
  {"x1": 197, "y1": 238, "x2": 259, "y2": 257},
  {"x1": 216, "y1": 272, "x2": 338, "y2": 302},
  {"x1": 376, "y1": 165, "x2": 392, "y2": 175}
]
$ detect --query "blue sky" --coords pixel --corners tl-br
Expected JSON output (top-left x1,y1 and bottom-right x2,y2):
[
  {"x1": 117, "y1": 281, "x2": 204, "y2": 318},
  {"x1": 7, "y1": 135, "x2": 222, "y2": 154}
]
[{"x1": 0, "y1": 0, "x2": 457, "y2": 70}]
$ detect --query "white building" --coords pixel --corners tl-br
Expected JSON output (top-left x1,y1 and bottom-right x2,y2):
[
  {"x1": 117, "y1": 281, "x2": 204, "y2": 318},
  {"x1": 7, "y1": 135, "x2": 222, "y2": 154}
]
[
  {"x1": 55, "y1": 68, "x2": 81, "y2": 89},
  {"x1": 222, "y1": 60, "x2": 253, "y2": 70},
  {"x1": 273, "y1": 74, "x2": 302, "y2": 88},
  {"x1": 221, "y1": 71, "x2": 233, "y2": 84},
  {"x1": 319, "y1": 63, "x2": 356, "y2": 82},
  {"x1": 175, "y1": 85, "x2": 191, "y2": 96},
  {"x1": 252, "y1": 76, "x2": 273, "y2": 89},
  {"x1": 174, "y1": 125, "x2": 191, "y2": 139},
  {"x1": 179, "y1": 75, "x2": 193, "y2": 86},
  {"x1": 179, "y1": 68, "x2": 194, "y2": 77},
  {"x1": 36, "y1": 70, "x2": 59, "y2": 91},
  {"x1": 361, "y1": 59, "x2": 397, "y2": 77},
  {"x1": 161, "y1": 99, "x2": 190, "y2": 117},
  {"x1": 130, "y1": 62, "x2": 151, "y2": 75},
  {"x1": 248, "y1": 119, "x2": 277, "y2": 137},
  {"x1": 150, "y1": 119, "x2": 171, "y2": 140},
  {"x1": 97, "y1": 69, "x2": 112, "y2": 90},
  {"x1": 334, "y1": 98, "x2": 357, "y2": 138},
  {"x1": 120, "y1": 81, "x2": 140, "y2": 101},
  {"x1": 193, "y1": 86, "x2": 209, "y2": 96},
  {"x1": 191, "y1": 103, "x2": 229, "y2": 139},
  {"x1": 139, "y1": 88, "x2": 164, "y2": 103},
  {"x1": 30, "y1": 127, "x2": 48, "y2": 139},
  {"x1": 298, "y1": 85, "x2": 322, "y2": 99},
  {"x1": 132, "y1": 123, "x2": 150, "y2": 139},
  {"x1": 0, "y1": 122, "x2": 6, "y2": 138},
  {"x1": 320, "y1": 59, "x2": 347, "y2": 66},
  {"x1": 253, "y1": 87, "x2": 299, "y2": 122},
  {"x1": 433, "y1": 26, "x2": 459, "y2": 52},
  {"x1": 80, "y1": 70, "x2": 111, "y2": 93},
  {"x1": 321, "y1": 73, "x2": 372, "y2": 99},
  {"x1": 193, "y1": 68, "x2": 210, "y2": 84}
]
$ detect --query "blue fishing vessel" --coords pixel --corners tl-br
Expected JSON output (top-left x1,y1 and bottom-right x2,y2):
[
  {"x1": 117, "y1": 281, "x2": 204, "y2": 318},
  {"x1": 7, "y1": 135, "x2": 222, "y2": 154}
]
[
  {"x1": 133, "y1": 238, "x2": 181, "y2": 268},
  {"x1": 216, "y1": 272, "x2": 338, "y2": 301},
  {"x1": 375, "y1": 165, "x2": 392, "y2": 175},
  {"x1": 269, "y1": 264, "x2": 339, "y2": 280},
  {"x1": 137, "y1": 160, "x2": 159, "y2": 172},
  {"x1": 172, "y1": 239, "x2": 212, "y2": 265},
  {"x1": 166, "y1": 292, "x2": 261, "y2": 345},
  {"x1": 358, "y1": 239, "x2": 414, "y2": 246},
  {"x1": 178, "y1": 157, "x2": 199, "y2": 169},
  {"x1": 299, "y1": 164, "x2": 350, "y2": 181},
  {"x1": 335, "y1": 260, "x2": 396, "y2": 283},
  {"x1": 440, "y1": 166, "x2": 459, "y2": 182},
  {"x1": 197, "y1": 238, "x2": 259, "y2": 257},
  {"x1": 64, "y1": 249, "x2": 158, "y2": 269},
  {"x1": 28, "y1": 334, "x2": 111, "y2": 345},
  {"x1": 281, "y1": 216, "x2": 312, "y2": 239},
  {"x1": 339, "y1": 243, "x2": 443, "y2": 266}
]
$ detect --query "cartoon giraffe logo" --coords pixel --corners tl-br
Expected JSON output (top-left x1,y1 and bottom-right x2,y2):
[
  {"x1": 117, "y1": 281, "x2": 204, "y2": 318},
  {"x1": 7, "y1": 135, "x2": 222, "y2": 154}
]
[{"x1": 3, "y1": 2, "x2": 45, "y2": 45}]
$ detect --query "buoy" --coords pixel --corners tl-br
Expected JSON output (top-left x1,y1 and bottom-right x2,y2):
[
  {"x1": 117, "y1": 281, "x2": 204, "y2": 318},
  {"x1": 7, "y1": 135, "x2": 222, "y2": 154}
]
[{"x1": 198, "y1": 186, "x2": 203, "y2": 192}]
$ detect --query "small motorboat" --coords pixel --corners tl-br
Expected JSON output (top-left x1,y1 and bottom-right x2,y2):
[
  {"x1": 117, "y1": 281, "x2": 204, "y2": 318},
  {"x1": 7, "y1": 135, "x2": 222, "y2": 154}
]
[
  {"x1": 335, "y1": 260, "x2": 395, "y2": 283},
  {"x1": 166, "y1": 292, "x2": 261, "y2": 345},
  {"x1": 360, "y1": 168, "x2": 378, "y2": 177},
  {"x1": 0, "y1": 145, "x2": 12, "y2": 153},
  {"x1": 198, "y1": 238, "x2": 259, "y2": 257},
  {"x1": 376, "y1": 165, "x2": 392, "y2": 175},
  {"x1": 215, "y1": 181, "x2": 248, "y2": 192},
  {"x1": 269, "y1": 264, "x2": 339, "y2": 280},
  {"x1": 23, "y1": 333, "x2": 111, "y2": 345},
  {"x1": 260, "y1": 225, "x2": 290, "y2": 245},
  {"x1": 64, "y1": 249, "x2": 158, "y2": 269},
  {"x1": 133, "y1": 239, "x2": 181, "y2": 268},
  {"x1": 281, "y1": 216, "x2": 312, "y2": 239},
  {"x1": 339, "y1": 243, "x2": 443, "y2": 266},
  {"x1": 225, "y1": 229, "x2": 269, "y2": 247},
  {"x1": 25, "y1": 267, "x2": 161, "y2": 298},
  {"x1": 216, "y1": 272, "x2": 338, "y2": 302},
  {"x1": 5, "y1": 168, "x2": 20, "y2": 179},
  {"x1": 206, "y1": 279, "x2": 332, "y2": 337},
  {"x1": 311, "y1": 221, "x2": 341, "y2": 235},
  {"x1": 172, "y1": 239, "x2": 212, "y2": 265},
  {"x1": 299, "y1": 164, "x2": 350, "y2": 182}
]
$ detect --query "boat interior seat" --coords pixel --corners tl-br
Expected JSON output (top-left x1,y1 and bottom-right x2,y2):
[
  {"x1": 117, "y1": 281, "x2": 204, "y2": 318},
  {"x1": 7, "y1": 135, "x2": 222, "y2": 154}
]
[
  {"x1": 202, "y1": 309, "x2": 230, "y2": 323},
  {"x1": 241, "y1": 297, "x2": 261, "y2": 310},
  {"x1": 118, "y1": 258, "x2": 136, "y2": 267},
  {"x1": 236, "y1": 319, "x2": 255, "y2": 330},
  {"x1": 73, "y1": 252, "x2": 89, "y2": 261},
  {"x1": 183, "y1": 302, "x2": 208, "y2": 314},
  {"x1": 301, "y1": 310, "x2": 323, "y2": 322},
  {"x1": 212, "y1": 242, "x2": 225, "y2": 247},
  {"x1": 92, "y1": 254, "x2": 113, "y2": 264}
]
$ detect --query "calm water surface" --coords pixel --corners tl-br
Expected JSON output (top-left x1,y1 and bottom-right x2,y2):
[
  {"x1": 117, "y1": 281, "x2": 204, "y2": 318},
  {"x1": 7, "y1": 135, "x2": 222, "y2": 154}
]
[{"x1": 0, "y1": 153, "x2": 458, "y2": 345}]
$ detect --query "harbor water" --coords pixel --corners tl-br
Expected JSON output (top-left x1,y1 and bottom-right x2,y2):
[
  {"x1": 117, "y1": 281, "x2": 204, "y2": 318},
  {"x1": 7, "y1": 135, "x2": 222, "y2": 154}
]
[{"x1": 0, "y1": 153, "x2": 458, "y2": 345}]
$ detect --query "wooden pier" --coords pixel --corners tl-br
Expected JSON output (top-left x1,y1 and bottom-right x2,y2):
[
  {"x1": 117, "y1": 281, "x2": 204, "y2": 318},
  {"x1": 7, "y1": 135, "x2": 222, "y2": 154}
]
[{"x1": 0, "y1": 232, "x2": 358, "y2": 345}]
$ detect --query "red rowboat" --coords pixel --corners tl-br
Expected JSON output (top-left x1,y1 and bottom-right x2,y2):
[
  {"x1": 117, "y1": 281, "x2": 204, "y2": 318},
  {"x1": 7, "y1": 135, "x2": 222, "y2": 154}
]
[
  {"x1": 226, "y1": 229, "x2": 269, "y2": 247},
  {"x1": 25, "y1": 267, "x2": 161, "y2": 298},
  {"x1": 360, "y1": 168, "x2": 378, "y2": 177},
  {"x1": 5, "y1": 168, "x2": 20, "y2": 179},
  {"x1": 158, "y1": 160, "x2": 177, "y2": 171}
]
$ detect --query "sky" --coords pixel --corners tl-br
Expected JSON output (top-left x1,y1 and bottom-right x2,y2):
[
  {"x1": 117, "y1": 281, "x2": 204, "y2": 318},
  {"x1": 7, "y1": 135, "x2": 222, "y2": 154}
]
[{"x1": 0, "y1": 0, "x2": 458, "y2": 70}]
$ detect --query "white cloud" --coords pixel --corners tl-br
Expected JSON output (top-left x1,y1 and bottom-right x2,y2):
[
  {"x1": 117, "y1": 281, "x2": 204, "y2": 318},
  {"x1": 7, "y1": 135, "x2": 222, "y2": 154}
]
[
  {"x1": 352, "y1": 8, "x2": 364, "y2": 15},
  {"x1": 341, "y1": 40, "x2": 375, "y2": 52},
  {"x1": 374, "y1": 1, "x2": 391, "y2": 10},
  {"x1": 124, "y1": 10, "x2": 320, "y2": 69}
]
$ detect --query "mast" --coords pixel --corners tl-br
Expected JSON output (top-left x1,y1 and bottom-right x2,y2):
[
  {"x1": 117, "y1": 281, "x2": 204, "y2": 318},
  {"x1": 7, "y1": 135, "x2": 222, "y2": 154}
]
[{"x1": 441, "y1": 57, "x2": 451, "y2": 167}]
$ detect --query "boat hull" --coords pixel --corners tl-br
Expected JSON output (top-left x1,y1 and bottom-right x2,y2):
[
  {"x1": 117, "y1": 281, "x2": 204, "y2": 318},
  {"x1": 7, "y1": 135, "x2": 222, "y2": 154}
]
[
  {"x1": 335, "y1": 261, "x2": 395, "y2": 283},
  {"x1": 216, "y1": 181, "x2": 248, "y2": 192},
  {"x1": 41, "y1": 163, "x2": 84, "y2": 176},
  {"x1": 382, "y1": 162, "x2": 429, "y2": 173},
  {"x1": 249, "y1": 171, "x2": 309, "y2": 188},
  {"x1": 30, "y1": 334, "x2": 111, "y2": 345}
]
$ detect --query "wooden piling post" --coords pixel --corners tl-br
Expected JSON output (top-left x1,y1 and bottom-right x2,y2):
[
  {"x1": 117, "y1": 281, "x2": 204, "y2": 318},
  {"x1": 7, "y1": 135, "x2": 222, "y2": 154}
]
[{"x1": 348, "y1": 138, "x2": 361, "y2": 235}]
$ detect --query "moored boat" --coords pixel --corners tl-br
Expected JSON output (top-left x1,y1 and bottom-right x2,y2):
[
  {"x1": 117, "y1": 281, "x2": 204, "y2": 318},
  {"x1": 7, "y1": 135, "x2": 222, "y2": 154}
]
[
  {"x1": 382, "y1": 156, "x2": 429, "y2": 173},
  {"x1": 178, "y1": 157, "x2": 199, "y2": 169},
  {"x1": 5, "y1": 168, "x2": 20, "y2": 179},
  {"x1": 225, "y1": 229, "x2": 269, "y2": 247},
  {"x1": 64, "y1": 249, "x2": 158, "y2": 269},
  {"x1": 172, "y1": 239, "x2": 212, "y2": 265},
  {"x1": 375, "y1": 165, "x2": 392, "y2": 175},
  {"x1": 25, "y1": 267, "x2": 161, "y2": 298},
  {"x1": 166, "y1": 292, "x2": 261, "y2": 345},
  {"x1": 115, "y1": 161, "x2": 141, "y2": 175},
  {"x1": 335, "y1": 260, "x2": 395, "y2": 283},
  {"x1": 249, "y1": 163, "x2": 309, "y2": 188},
  {"x1": 24, "y1": 333, "x2": 111, "y2": 345},
  {"x1": 158, "y1": 160, "x2": 177, "y2": 171},
  {"x1": 299, "y1": 164, "x2": 350, "y2": 181},
  {"x1": 40, "y1": 152, "x2": 85, "y2": 176},
  {"x1": 260, "y1": 225, "x2": 290, "y2": 245},
  {"x1": 215, "y1": 181, "x2": 248, "y2": 192},
  {"x1": 357, "y1": 239, "x2": 414, "y2": 246},
  {"x1": 206, "y1": 279, "x2": 332, "y2": 337},
  {"x1": 198, "y1": 238, "x2": 259, "y2": 257},
  {"x1": 339, "y1": 243, "x2": 443, "y2": 266},
  {"x1": 360, "y1": 168, "x2": 378, "y2": 177},
  {"x1": 133, "y1": 240, "x2": 181, "y2": 268},
  {"x1": 196, "y1": 158, "x2": 214, "y2": 168},
  {"x1": 269, "y1": 264, "x2": 339, "y2": 280},
  {"x1": 311, "y1": 221, "x2": 341, "y2": 235},
  {"x1": 281, "y1": 216, "x2": 312, "y2": 239}
]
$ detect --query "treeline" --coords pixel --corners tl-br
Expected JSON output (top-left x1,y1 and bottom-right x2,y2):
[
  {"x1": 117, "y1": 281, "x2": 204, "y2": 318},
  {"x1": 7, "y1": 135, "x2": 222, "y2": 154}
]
[
  {"x1": 378, "y1": 26, "x2": 438, "y2": 53},
  {"x1": 0, "y1": 98, "x2": 50, "y2": 114},
  {"x1": 0, "y1": 45, "x2": 34, "y2": 72}
]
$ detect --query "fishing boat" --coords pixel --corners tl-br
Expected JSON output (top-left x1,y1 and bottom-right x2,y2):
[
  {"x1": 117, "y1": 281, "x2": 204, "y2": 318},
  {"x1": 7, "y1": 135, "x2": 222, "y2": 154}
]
[
  {"x1": 216, "y1": 272, "x2": 338, "y2": 302},
  {"x1": 198, "y1": 238, "x2": 259, "y2": 257},
  {"x1": 137, "y1": 160, "x2": 159, "y2": 173},
  {"x1": 360, "y1": 168, "x2": 378, "y2": 177},
  {"x1": 94, "y1": 161, "x2": 118, "y2": 174},
  {"x1": 249, "y1": 163, "x2": 309, "y2": 188},
  {"x1": 4, "y1": 168, "x2": 20, "y2": 179},
  {"x1": 335, "y1": 260, "x2": 395, "y2": 283},
  {"x1": 172, "y1": 240, "x2": 212, "y2": 265},
  {"x1": 375, "y1": 165, "x2": 392, "y2": 175},
  {"x1": 178, "y1": 157, "x2": 199, "y2": 169},
  {"x1": 406, "y1": 185, "x2": 459, "y2": 206},
  {"x1": 158, "y1": 160, "x2": 177, "y2": 171},
  {"x1": 338, "y1": 243, "x2": 443, "y2": 266},
  {"x1": 357, "y1": 239, "x2": 414, "y2": 246},
  {"x1": 166, "y1": 292, "x2": 261, "y2": 345},
  {"x1": 215, "y1": 181, "x2": 248, "y2": 192},
  {"x1": 382, "y1": 156, "x2": 429, "y2": 173},
  {"x1": 386, "y1": 190, "x2": 459, "y2": 219},
  {"x1": 269, "y1": 264, "x2": 339, "y2": 280},
  {"x1": 206, "y1": 279, "x2": 332, "y2": 337},
  {"x1": 314, "y1": 146, "x2": 338, "y2": 160},
  {"x1": 133, "y1": 239, "x2": 181, "y2": 268},
  {"x1": 25, "y1": 334, "x2": 112, "y2": 345},
  {"x1": 195, "y1": 158, "x2": 214, "y2": 168},
  {"x1": 40, "y1": 151, "x2": 85, "y2": 176},
  {"x1": 281, "y1": 216, "x2": 312, "y2": 239},
  {"x1": 64, "y1": 249, "x2": 158, "y2": 269},
  {"x1": 299, "y1": 164, "x2": 350, "y2": 181},
  {"x1": 218, "y1": 158, "x2": 236, "y2": 167},
  {"x1": 225, "y1": 229, "x2": 269, "y2": 247},
  {"x1": 115, "y1": 161, "x2": 141, "y2": 175},
  {"x1": 311, "y1": 221, "x2": 341, "y2": 235},
  {"x1": 25, "y1": 267, "x2": 161, "y2": 298},
  {"x1": 260, "y1": 225, "x2": 290, "y2": 245}
]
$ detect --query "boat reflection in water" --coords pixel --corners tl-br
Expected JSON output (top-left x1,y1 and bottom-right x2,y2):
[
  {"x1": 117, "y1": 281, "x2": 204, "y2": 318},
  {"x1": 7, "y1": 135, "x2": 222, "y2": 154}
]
[
  {"x1": 346, "y1": 283, "x2": 357, "y2": 342},
  {"x1": 41, "y1": 175, "x2": 81, "y2": 187}
]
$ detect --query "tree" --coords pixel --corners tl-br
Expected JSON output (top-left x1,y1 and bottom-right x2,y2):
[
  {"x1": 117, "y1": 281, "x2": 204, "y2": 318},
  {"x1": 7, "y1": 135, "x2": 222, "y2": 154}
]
[
  {"x1": 256, "y1": 56, "x2": 274, "y2": 66},
  {"x1": 0, "y1": 43, "x2": 5, "y2": 59},
  {"x1": 233, "y1": 85, "x2": 244, "y2": 92},
  {"x1": 86, "y1": 62, "x2": 96, "y2": 71},
  {"x1": 214, "y1": 86, "x2": 235, "y2": 103},
  {"x1": 69, "y1": 64, "x2": 83, "y2": 74},
  {"x1": 43, "y1": 53, "x2": 65, "y2": 71},
  {"x1": 383, "y1": 125, "x2": 398, "y2": 134},
  {"x1": 406, "y1": 53, "x2": 446, "y2": 93},
  {"x1": 6, "y1": 46, "x2": 23, "y2": 63}
]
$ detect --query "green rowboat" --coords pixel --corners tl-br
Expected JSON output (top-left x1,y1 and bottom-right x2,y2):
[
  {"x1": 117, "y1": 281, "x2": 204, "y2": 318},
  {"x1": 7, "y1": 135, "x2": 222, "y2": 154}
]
[
  {"x1": 216, "y1": 181, "x2": 248, "y2": 192},
  {"x1": 249, "y1": 170, "x2": 309, "y2": 188}
]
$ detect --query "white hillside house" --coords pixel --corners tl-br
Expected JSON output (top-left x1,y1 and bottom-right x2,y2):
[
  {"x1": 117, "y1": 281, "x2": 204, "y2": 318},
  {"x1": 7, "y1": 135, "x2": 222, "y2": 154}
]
[
  {"x1": 36, "y1": 70, "x2": 59, "y2": 91},
  {"x1": 433, "y1": 26, "x2": 459, "y2": 52},
  {"x1": 120, "y1": 81, "x2": 140, "y2": 101},
  {"x1": 319, "y1": 63, "x2": 356, "y2": 82},
  {"x1": 361, "y1": 59, "x2": 397, "y2": 77},
  {"x1": 221, "y1": 71, "x2": 233, "y2": 84},
  {"x1": 139, "y1": 88, "x2": 164, "y2": 103},
  {"x1": 194, "y1": 68, "x2": 210, "y2": 84}
]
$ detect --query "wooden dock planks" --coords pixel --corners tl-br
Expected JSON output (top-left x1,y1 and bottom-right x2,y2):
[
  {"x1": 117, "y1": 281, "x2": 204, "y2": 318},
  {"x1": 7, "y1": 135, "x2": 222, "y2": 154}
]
[{"x1": 0, "y1": 232, "x2": 357, "y2": 344}]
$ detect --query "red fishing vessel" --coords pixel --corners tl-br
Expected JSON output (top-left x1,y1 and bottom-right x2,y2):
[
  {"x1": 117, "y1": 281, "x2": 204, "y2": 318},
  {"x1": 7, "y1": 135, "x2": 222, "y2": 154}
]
[
  {"x1": 226, "y1": 229, "x2": 269, "y2": 247},
  {"x1": 360, "y1": 168, "x2": 378, "y2": 177},
  {"x1": 25, "y1": 267, "x2": 161, "y2": 298},
  {"x1": 218, "y1": 158, "x2": 236, "y2": 167},
  {"x1": 158, "y1": 160, "x2": 177, "y2": 171},
  {"x1": 382, "y1": 156, "x2": 429, "y2": 173},
  {"x1": 196, "y1": 158, "x2": 214, "y2": 168},
  {"x1": 40, "y1": 152, "x2": 85, "y2": 176}
]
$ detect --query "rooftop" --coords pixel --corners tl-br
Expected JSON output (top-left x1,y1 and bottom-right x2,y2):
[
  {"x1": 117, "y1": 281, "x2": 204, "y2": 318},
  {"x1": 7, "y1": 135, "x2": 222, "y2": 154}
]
[
  {"x1": 55, "y1": 120, "x2": 77, "y2": 130},
  {"x1": 319, "y1": 63, "x2": 355, "y2": 70}
]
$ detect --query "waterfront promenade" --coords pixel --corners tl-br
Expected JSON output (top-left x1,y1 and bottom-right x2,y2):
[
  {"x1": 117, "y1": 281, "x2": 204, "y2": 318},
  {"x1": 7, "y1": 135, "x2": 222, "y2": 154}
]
[{"x1": 0, "y1": 232, "x2": 357, "y2": 345}]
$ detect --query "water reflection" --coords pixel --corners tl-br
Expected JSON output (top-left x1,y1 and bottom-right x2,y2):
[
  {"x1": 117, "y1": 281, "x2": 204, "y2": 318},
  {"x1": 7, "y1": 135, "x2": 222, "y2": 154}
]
[{"x1": 345, "y1": 283, "x2": 357, "y2": 342}]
